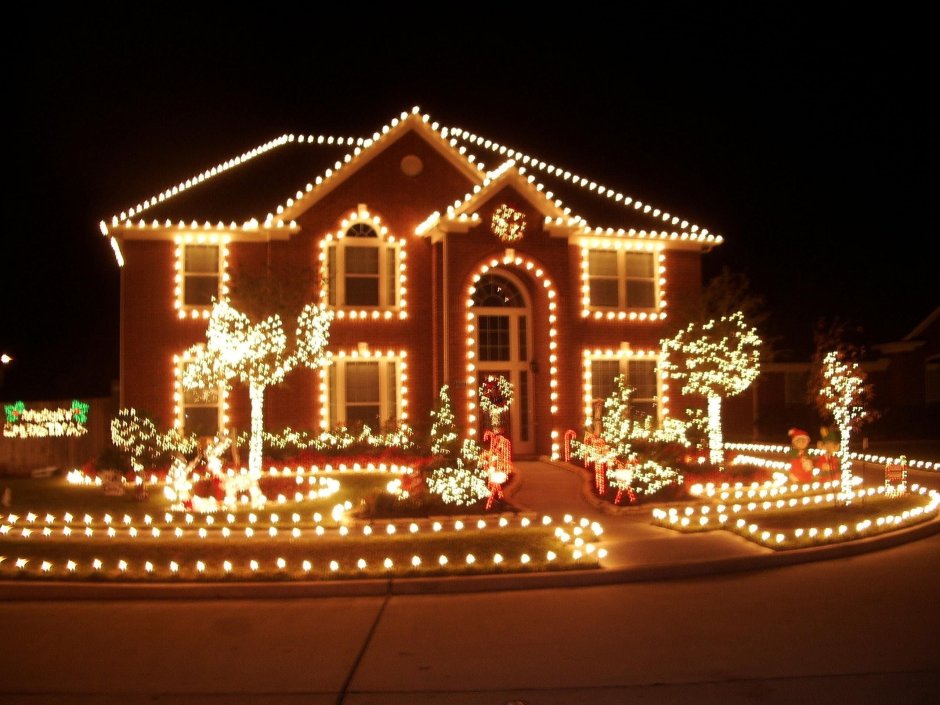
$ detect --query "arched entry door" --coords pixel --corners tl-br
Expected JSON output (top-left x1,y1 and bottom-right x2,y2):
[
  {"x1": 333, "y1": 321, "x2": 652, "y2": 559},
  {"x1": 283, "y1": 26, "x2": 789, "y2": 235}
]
[{"x1": 472, "y1": 271, "x2": 535, "y2": 456}]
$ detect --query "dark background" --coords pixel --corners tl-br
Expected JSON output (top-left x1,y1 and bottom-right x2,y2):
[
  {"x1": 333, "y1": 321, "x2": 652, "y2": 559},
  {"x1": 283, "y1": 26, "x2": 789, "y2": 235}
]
[{"x1": 2, "y1": 6, "x2": 934, "y2": 400}]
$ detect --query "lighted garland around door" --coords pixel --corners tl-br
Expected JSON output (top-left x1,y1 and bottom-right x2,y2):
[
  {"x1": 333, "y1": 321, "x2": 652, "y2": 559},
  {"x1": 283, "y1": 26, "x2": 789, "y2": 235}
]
[{"x1": 471, "y1": 271, "x2": 535, "y2": 455}]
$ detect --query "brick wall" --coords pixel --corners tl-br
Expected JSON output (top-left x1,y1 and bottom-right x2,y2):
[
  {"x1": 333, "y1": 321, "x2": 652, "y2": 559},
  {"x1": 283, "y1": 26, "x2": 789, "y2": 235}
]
[{"x1": 121, "y1": 128, "x2": 707, "y2": 453}]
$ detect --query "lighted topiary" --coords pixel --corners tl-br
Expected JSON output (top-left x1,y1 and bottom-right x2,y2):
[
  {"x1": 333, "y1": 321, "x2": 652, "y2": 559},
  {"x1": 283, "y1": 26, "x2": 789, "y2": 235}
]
[
  {"x1": 662, "y1": 312, "x2": 761, "y2": 465},
  {"x1": 182, "y1": 300, "x2": 332, "y2": 506},
  {"x1": 818, "y1": 350, "x2": 871, "y2": 498}
]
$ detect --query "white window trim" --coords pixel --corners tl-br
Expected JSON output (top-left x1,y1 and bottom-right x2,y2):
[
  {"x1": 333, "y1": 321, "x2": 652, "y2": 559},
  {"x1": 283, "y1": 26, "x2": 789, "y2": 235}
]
[
  {"x1": 173, "y1": 347, "x2": 228, "y2": 434},
  {"x1": 579, "y1": 240, "x2": 667, "y2": 321},
  {"x1": 582, "y1": 346, "x2": 666, "y2": 427},
  {"x1": 318, "y1": 349, "x2": 409, "y2": 430},
  {"x1": 318, "y1": 205, "x2": 408, "y2": 320},
  {"x1": 174, "y1": 234, "x2": 230, "y2": 320}
]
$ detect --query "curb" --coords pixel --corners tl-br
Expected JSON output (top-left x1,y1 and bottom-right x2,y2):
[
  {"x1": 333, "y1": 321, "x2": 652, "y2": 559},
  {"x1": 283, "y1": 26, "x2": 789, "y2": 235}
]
[{"x1": 2, "y1": 511, "x2": 937, "y2": 602}]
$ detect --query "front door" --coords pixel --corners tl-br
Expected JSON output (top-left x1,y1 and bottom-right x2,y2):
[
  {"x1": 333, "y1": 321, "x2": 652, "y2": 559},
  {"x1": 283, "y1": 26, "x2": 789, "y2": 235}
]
[{"x1": 472, "y1": 271, "x2": 535, "y2": 456}]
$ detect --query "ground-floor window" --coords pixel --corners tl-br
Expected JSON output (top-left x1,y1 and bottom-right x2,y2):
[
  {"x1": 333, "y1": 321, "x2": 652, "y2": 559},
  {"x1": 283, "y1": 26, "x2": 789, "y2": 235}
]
[
  {"x1": 325, "y1": 355, "x2": 405, "y2": 431},
  {"x1": 584, "y1": 350, "x2": 661, "y2": 427},
  {"x1": 174, "y1": 349, "x2": 225, "y2": 436}
]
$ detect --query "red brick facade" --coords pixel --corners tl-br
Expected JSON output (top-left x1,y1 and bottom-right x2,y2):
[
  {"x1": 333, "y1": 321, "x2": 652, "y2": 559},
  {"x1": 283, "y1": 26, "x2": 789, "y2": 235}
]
[{"x1": 113, "y1": 114, "x2": 714, "y2": 458}]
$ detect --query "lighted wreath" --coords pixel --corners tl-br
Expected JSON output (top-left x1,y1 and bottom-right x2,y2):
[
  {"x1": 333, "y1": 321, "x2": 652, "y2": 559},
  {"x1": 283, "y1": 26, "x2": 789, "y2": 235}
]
[
  {"x1": 478, "y1": 374, "x2": 514, "y2": 428},
  {"x1": 490, "y1": 204, "x2": 527, "y2": 243}
]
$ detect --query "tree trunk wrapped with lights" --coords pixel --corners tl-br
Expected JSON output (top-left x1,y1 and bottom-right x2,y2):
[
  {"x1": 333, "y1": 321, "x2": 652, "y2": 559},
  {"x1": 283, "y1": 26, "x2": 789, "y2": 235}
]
[
  {"x1": 661, "y1": 312, "x2": 761, "y2": 466},
  {"x1": 818, "y1": 350, "x2": 870, "y2": 501},
  {"x1": 182, "y1": 300, "x2": 332, "y2": 507}
]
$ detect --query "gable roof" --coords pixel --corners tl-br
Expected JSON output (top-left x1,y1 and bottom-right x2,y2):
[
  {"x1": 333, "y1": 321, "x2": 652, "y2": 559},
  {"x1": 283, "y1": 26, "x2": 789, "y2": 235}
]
[
  {"x1": 275, "y1": 112, "x2": 483, "y2": 222},
  {"x1": 416, "y1": 160, "x2": 572, "y2": 237},
  {"x1": 904, "y1": 306, "x2": 940, "y2": 341},
  {"x1": 100, "y1": 106, "x2": 723, "y2": 265}
]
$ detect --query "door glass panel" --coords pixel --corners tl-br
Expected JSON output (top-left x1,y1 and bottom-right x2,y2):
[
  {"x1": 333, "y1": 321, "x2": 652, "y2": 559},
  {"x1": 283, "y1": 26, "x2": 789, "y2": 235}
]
[
  {"x1": 479, "y1": 315, "x2": 511, "y2": 361},
  {"x1": 518, "y1": 315, "x2": 527, "y2": 361}
]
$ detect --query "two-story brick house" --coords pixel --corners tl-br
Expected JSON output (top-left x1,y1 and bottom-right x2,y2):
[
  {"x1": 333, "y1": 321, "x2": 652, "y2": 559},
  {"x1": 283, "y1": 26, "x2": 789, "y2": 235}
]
[{"x1": 101, "y1": 108, "x2": 723, "y2": 459}]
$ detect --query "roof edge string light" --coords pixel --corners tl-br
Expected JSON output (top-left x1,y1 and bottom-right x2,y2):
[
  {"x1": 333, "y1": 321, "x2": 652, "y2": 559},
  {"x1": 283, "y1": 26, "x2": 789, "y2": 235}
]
[{"x1": 448, "y1": 126, "x2": 721, "y2": 241}]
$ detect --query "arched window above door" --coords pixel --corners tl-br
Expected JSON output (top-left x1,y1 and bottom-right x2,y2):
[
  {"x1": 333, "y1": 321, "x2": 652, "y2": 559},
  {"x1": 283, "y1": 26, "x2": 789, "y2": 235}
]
[{"x1": 471, "y1": 274, "x2": 525, "y2": 308}]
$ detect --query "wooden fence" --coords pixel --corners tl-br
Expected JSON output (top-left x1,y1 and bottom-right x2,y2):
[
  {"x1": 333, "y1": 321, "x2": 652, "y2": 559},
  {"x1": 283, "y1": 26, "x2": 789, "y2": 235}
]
[{"x1": 0, "y1": 397, "x2": 115, "y2": 475}]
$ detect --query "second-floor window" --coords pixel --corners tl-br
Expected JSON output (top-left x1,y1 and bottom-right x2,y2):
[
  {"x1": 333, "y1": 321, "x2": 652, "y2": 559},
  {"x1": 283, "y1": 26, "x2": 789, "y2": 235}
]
[
  {"x1": 183, "y1": 245, "x2": 220, "y2": 307},
  {"x1": 587, "y1": 249, "x2": 656, "y2": 309},
  {"x1": 325, "y1": 223, "x2": 400, "y2": 309}
]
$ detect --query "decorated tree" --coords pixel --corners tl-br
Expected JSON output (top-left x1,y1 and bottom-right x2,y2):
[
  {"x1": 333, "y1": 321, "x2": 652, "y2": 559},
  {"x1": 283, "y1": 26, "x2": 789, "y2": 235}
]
[
  {"x1": 662, "y1": 312, "x2": 761, "y2": 465},
  {"x1": 429, "y1": 385, "x2": 459, "y2": 458},
  {"x1": 571, "y1": 375, "x2": 684, "y2": 501},
  {"x1": 599, "y1": 375, "x2": 638, "y2": 458},
  {"x1": 817, "y1": 350, "x2": 872, "y2": 496},
  {"x1": 182, "y1": 300, "x2": 332, "y2": 505},
  {"x1": 110, "y1": 409, "x2": 160, "y2": 498},
  {"x1": 426, "y1": 439, "x2": 490, "y2": 506}
]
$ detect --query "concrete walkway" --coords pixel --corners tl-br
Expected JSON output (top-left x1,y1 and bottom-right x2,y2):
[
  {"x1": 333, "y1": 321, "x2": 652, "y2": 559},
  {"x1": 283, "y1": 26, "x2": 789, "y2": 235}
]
[{"x1": 510, "y1": 460, "x2": 770, "y2": 571}]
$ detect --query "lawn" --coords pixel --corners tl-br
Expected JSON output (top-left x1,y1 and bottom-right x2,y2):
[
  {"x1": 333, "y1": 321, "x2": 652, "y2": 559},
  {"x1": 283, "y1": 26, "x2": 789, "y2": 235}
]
[
  {"x1": 652, "y1": 484, "x2": 939, "y2": 550},
  {"x1": 0, "y1": 473, "x2": 392, "y2": 526},
  {"x1": 0, "y1": 521, "x2": 597, "y2": 580},
  {"x1": 0, "y1": 475, "x2": 603, "y2": 580}
]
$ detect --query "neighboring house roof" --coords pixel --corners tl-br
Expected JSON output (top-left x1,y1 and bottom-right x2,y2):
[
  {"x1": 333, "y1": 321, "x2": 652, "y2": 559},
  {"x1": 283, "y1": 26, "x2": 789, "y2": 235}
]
[
  {"x1": 100, "y1": 107, "x2": 723, "y2": 264},
  {"x1": 904, "y1": 306, "x2": 940, "y2": 341}
]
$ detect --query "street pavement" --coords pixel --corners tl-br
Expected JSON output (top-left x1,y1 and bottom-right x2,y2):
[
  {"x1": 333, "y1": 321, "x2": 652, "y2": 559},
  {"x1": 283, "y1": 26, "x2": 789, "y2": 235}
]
[{"x1": 2, "y1": 461, "x2": 938, "y2": 704}]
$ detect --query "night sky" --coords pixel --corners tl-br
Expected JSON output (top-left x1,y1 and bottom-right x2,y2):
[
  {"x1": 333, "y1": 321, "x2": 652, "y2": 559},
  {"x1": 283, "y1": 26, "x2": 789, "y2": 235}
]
[{"x1": 3, "y1": 8, "x2": 934, "y2": 400}]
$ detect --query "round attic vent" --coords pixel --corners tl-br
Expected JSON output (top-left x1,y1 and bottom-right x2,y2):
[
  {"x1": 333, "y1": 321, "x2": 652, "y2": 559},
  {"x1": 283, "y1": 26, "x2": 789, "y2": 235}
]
[{"x1": 400, "y1": 154, "x2": 424, "y2": 176}]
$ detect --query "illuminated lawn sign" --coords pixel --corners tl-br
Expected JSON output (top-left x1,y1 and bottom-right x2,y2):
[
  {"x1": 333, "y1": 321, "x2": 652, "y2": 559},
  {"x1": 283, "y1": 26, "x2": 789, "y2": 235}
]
[
  {"x1": 3, "y1": 400, "x2": 89, "y2": 438},
  {"x1": 885, "y1": 458, "x2": 907, "y2": 494}
]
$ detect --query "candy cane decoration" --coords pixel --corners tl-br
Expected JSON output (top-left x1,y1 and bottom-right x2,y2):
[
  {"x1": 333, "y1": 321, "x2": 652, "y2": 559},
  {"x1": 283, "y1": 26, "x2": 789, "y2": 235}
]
[
  {"x1": 564, "y1": 429, "x2": 577, "y2": 462},
  {"x1": 482, "y1": 429, "x2": 513, "y2": 510}
]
